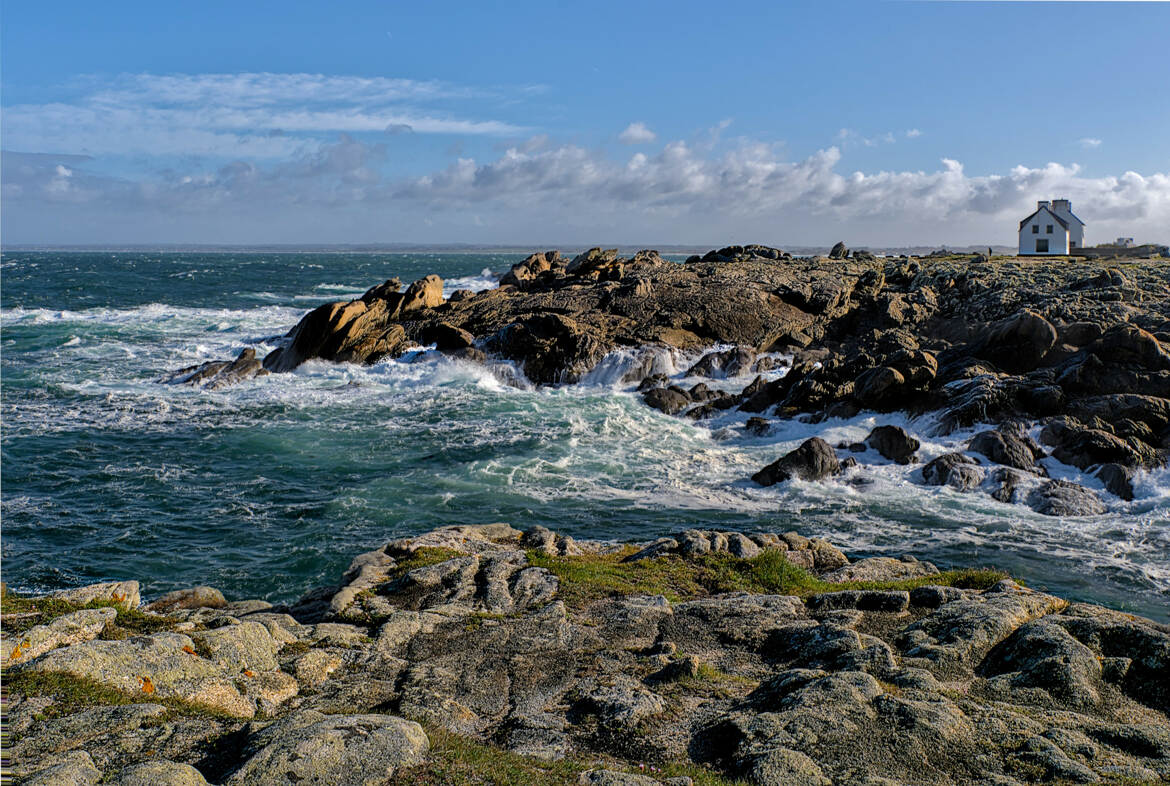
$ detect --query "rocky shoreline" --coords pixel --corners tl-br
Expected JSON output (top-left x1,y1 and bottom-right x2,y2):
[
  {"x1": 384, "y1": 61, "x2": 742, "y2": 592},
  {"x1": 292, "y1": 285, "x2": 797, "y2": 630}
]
[
  {"x1": 165, "y1": 246, "x2": 1170, "y2": 519},
  {"x1": 4, "y1": 523, "x2": 1169, "y2": 785}
]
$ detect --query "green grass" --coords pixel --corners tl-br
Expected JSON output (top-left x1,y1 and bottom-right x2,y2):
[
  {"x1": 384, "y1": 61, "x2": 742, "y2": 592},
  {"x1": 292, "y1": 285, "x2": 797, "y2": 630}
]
[
  {"x1": 527, "y1": 548, "x2": 1006, "y2": 610},
  {"x1": 391, "y1": 723, "x2": 746, "y2": 786},
  {"x1": 3, "y1": 670, "x2": 238, "y2": 721}
]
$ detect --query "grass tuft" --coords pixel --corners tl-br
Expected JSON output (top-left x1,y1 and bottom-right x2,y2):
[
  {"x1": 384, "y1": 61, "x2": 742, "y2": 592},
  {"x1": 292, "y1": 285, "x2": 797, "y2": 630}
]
[
  {"x1": 3, "y1": 670, "x2": 238, "y2": 721},
  {"x1": 528, "y1": 548, "x2": 1007, "y2": 610},
  {"x1": 391, "y1": 722, "x2": 746, "y2": 786}
]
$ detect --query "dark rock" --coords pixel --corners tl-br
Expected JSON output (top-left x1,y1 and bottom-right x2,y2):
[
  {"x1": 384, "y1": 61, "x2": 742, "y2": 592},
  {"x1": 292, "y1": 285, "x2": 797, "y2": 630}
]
[
  {"x1": 1096, "y1": 463, "x2": 1135, "y2": 501},
  {"x1": 686, "y1": 347, "x2": 754, "y2": 378},
  {"x1": 864, "y1": 425, "x2": 920, "y2": 464},
  {"x1": 968, "y1": 428, "x2": 1042, "y2": 471},
  {"x1": 922, "y1": 453, "x2": 983, "y2": 491},
  {"x1": 752, "y1": 437, "x2": 841, "y2": 486},
  {"x1": 828, "y1": 241, "x2": 849, "y2": 259},
  {"x1": 974, "y1": 309, "x2": 1058, "y2": 373},
  {"x1": 1027, "y1": 480, "x2": 1107, "y2": 516},
  {"x1": 418, "y1": 322, "x2": 475, "y2": 351},
  {"x1": 744, "y1": 417, "x2": 771, "y2": 436},
  {"x1": 642, "y1": 386, "x2": 692, "y2": 415}
]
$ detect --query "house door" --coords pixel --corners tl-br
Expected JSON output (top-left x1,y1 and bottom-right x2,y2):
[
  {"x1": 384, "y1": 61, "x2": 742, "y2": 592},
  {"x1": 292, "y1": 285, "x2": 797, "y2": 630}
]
[{"x1": 1036, "y1": 239, "x2": 1049, "y2": 253}]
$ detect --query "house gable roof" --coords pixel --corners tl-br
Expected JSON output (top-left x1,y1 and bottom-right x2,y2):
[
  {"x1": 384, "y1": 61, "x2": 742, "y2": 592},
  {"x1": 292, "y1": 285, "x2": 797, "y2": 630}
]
[{"x1": 1019, "y1": 206, "x2": 1069, "y2": 231}]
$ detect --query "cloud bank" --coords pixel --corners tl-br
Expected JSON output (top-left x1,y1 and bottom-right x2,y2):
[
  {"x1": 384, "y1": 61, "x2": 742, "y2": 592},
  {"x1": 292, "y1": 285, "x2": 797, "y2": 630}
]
[{"x1": 5, "y1": 134, "x2": 1167, "y2": 245}]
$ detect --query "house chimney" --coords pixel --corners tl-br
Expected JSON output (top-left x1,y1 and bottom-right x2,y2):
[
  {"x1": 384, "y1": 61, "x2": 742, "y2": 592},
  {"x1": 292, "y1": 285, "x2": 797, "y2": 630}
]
[
  {"x1": 1052, "y1": 199, "x2": 1071, "y2": 213},
  {"x1": 1037, "y1": 200, "x2": 1050, "y2": 210}
]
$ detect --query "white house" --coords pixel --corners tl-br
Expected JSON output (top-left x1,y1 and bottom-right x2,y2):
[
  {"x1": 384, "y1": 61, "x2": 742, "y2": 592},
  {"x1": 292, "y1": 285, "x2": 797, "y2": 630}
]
[{"x1": 1019, "y1": 199, "x2": 1085, "y2": 255}]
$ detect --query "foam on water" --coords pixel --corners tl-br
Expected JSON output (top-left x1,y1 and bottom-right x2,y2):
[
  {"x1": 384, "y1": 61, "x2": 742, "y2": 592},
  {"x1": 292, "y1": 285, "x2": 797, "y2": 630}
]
[{"x1": 2, "y1": 251, "x2": 1167, "y2": 621}]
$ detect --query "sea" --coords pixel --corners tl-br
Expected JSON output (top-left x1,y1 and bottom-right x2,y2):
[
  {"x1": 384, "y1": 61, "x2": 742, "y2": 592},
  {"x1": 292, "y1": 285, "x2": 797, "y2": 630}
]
[{"x1": 2, "y1": 251, "x2": 1168, "y2": 622}]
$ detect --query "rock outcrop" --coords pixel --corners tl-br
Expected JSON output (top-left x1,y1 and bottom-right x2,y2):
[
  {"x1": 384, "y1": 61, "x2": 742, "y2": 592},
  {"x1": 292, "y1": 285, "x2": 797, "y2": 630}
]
[{"x1": 6, "y1": 523, "x2": 1168, "y2": 785}]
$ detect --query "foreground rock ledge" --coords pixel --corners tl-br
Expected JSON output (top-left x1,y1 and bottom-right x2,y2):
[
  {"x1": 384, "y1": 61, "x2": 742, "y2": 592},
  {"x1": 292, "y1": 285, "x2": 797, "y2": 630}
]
[{"x1": 4, "y1": 524, "x2": 1169, "y2": 785}]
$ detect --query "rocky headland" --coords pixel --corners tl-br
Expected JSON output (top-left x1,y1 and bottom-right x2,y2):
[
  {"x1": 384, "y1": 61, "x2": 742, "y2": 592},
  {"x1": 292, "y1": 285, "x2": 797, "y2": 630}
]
[
  {"x1": 4, "y1": 523, "x2": 1169, "y2": 785},
  {"x1": 164, "y1": 246, "x2": 1170, "y2": 515}
]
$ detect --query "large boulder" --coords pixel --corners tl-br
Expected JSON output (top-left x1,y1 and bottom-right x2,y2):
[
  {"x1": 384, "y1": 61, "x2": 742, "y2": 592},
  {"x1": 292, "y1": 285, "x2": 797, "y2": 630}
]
[
  {"x1": 974, "y1": 309, "x2": 1058, "y2": 373},
  {"x1": 922, "y1": 453, "x2": 984, "y2": 491},
  {"x1": 19, "y1": 632, "x2": 258, "y2": 718},
  {"x1": 145, "y1": 587, "x2": 227, "y2": 613},
  {"x1": 752, "y1": 437, "x2": 841, "y2": 486},
  {"x1": 1027, "y1": 480, "x2": 1107, "y2": 517},
  {"x1": 968, "y1": 428, "x2": 1042, "y2": 471},
  {"x1": 226, "y1": 711, "x2": 429, "y2": 785}
]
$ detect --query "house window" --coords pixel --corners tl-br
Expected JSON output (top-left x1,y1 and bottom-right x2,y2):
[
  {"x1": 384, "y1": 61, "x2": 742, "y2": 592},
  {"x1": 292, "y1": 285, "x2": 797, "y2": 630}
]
[
  {"x1": 1070, "y1": 241, "x2": 1077, "y2": 248},
  {"x1": 1032, "y1": 225, "x2": 1039, "y2": 234},
  {"x1": 1036, "y1": 239, "x2": 1049, "y2": 253},
  {"x1": 1046, "y1": 225, "x2": 1053, "y2": 234}
]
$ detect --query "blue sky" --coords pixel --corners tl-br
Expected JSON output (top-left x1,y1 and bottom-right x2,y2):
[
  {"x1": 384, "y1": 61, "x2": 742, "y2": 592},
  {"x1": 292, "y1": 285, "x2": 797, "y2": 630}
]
[{"x1": 3, "y1": 1, "x2": 1168, "y2": 246}]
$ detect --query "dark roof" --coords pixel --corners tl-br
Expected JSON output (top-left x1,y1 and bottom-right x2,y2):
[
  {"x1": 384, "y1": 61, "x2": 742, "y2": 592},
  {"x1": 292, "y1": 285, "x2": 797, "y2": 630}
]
[
  {"x1": 1062, "y1": 209, "x2": 1086, "y2": 226},
  {"x1": 1019, "y1": 206, "x2": 1069, "y2": 231}
]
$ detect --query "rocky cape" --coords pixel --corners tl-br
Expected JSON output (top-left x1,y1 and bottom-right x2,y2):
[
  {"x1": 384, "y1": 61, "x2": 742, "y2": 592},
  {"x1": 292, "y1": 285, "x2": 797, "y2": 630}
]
[
  {"x1": 164, "y1": 246, "x2": 1170, "y2": 515},
  {"x1": 4, "y1": 523, "x2": 1170, "y2": 785}
]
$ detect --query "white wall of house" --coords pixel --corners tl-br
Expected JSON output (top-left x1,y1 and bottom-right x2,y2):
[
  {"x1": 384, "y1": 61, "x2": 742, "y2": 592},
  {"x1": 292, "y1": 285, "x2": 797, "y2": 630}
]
[
  {"x1": 1019, "y1": 206, "x2": 1070, "y2": 255},
  {"x1": 1050, "y1": 200, "x2": 1085, "y2": 249}
]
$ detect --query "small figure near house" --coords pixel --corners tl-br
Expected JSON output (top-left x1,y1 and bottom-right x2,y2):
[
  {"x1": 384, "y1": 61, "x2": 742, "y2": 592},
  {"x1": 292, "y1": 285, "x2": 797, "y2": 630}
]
[{"x1": 1018, "y1": 199, "x2": 1085, "y2": 255}]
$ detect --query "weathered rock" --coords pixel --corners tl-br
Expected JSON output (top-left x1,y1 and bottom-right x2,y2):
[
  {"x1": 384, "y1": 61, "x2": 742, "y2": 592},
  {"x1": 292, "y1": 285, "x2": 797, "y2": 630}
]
[
  {"x1": 20, "y1": 632, "x2": 257, "y2": 717},
  {"x1": 145, "y1": 587, "x2": 227, "y2": 613},
  {"x1": 752, "y1": 437, "x2": 840, "y2": 486},
  {"x1": 686, "y1": 346, "x2": 755, "y2": 378},
  {"x1": 828, "y1": 241, "x2": 849, "y2": 259},
  {"x1": 51, "y1": 580, "x2": 141, "y2": 610},
  {"x1": 864, "y1": 425, "x2": 920, "y2": 464},
  {"x1": 922, "y1": 453, "x2": 984, "y2": 491},
  {"x1": 112, "y1": 760, "x2": 210, "y2": 786},
  {"x1": 190, "y1": 621, "x2": 281, "y2": 673},
  {"x1": 226, "y1": 711, "x2": 429, "y2": 785},
  {"x1": 2, "y1": 607, "x2": 116, "y2": 664},
  {"x1": 821, "y1": 556, "x2": 939, "y2": 584},
  {"x1": 20, "y1": 750, "x2": 103, "y2": 786}
]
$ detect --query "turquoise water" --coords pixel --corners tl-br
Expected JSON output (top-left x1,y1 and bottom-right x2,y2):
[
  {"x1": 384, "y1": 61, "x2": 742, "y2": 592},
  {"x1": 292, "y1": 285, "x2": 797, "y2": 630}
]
[{"x1": 3, "y1": 252, "x2": 1168, "y2": 621}]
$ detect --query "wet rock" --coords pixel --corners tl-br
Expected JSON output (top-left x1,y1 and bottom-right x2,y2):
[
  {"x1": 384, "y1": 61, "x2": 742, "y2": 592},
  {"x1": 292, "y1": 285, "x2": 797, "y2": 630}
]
[
  {"x1": 225, "y1": 711, "x2": 429, "y2": 785},
  {"x1": 418, "y1": 321, "x2": 475, "y2": 350},
  {"x1": 745, "y1": 416, "x2": 771, "y2": 436},
  {"x1": 1026, "y1": 480, "x2": 1107, "y2": 516},
  {"x1": 642, "y1": 386, "x2": 692, "y2": 415},
  {"x1": 1095, "y1": 463, "x2": 1135, "y2": 500},
  {"x1": 969, "y1": 428, "x2": 1043, "y2": 472},
  {"x1": 162, "y1": 348, "x2": 268, "y2": 390},
  {"x1": 752, "y1": 437, "x2": 840, "y2": 486},
  {"x1": 864, "y1": 425, "x2": 920, "y2": 464},
  {"x1": 989, "y1": 466, "x2": 1026, "y2": 503},
  {"x1": 686, "y1": 346, "x2": 755, "y2": 378},
  {"x1": 922, "y1": 453, "x2": 984, "y2": 491},
  {"x1": 145, "y1": 587, "x2": 227, "y2": 613}
]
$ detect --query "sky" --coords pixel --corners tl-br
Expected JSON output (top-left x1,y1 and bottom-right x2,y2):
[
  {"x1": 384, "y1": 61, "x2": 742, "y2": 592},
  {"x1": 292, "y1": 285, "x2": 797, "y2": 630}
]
[{"x1": 2, "y1": 0, "x2": 1168, "y2": 248}]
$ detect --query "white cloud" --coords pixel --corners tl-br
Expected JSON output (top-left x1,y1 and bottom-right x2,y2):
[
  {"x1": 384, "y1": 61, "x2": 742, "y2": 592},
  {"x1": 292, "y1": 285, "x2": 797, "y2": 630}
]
[
  {"x1": 5, "y1": 137, "x2": 1169, "y2": 245},
  {"x1": 618, "y1": 122, "x2": 657, "y2": 144},
  {"x1": 0, "y1": 72, "x2": 529, "y2": 159},
  {"x1": 905, "y1": 128, "x2": 922, "y2": 138},
  {"x1": 1079, "y1": 137, "x2": 1103, "y2": 148}
]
